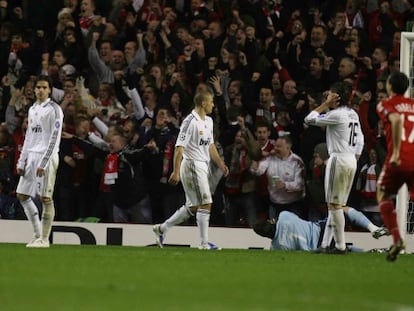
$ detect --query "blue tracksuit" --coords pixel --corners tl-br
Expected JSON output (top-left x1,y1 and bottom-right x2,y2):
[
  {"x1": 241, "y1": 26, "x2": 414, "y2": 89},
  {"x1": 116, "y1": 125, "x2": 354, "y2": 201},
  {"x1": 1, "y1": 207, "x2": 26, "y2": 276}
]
[{"x1": 271, "y1": 211, "x2": 322, "y2": 251}]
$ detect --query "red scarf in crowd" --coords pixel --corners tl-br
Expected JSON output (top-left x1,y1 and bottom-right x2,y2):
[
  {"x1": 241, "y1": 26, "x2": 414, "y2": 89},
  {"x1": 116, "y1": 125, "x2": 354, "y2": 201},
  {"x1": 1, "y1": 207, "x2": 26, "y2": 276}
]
[
  {"x1": 100, "y1": 153, "x2": 119, "y2": 192},
  {"x1": 79, "y1": 15, "x2": 94, "y2": 30},
  {"x1": 160, "y1": 140, "x2": 174, "y2": 184}
]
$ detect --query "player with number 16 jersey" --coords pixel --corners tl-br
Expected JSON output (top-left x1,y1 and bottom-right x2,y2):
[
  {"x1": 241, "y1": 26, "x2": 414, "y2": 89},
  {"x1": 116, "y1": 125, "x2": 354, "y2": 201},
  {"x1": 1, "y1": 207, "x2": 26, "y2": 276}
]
[
  {"x1": 304, "y1": 84, "x2": 364, "y2": 207},
  {"x1": 304, "y1": 82, "x2": 364, "y2": 253}
]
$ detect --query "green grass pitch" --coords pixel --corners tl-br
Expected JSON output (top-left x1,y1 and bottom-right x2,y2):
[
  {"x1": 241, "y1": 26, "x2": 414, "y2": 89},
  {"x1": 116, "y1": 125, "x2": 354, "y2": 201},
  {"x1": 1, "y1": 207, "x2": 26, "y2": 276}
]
[{"x1": 1, "y1": 244, "x2": 413, "y2": 311}]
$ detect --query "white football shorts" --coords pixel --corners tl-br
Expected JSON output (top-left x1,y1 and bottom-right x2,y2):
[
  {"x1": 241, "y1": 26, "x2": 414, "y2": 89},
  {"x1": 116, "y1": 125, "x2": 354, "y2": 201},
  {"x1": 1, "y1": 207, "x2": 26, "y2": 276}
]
[
  {"x1": 16, "y1": 152, "x2": 59, "y2": 198},
  {"x1": 324, "y1": 153, "x2": 357, "y2": 206},
  {"x1": 180, "y1": 158, "x2": 212, "y2": 208}
]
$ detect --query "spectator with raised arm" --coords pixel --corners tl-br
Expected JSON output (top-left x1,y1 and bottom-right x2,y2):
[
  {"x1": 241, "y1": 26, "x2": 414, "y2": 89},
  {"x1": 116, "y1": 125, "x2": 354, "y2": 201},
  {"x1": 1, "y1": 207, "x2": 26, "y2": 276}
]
[
  {"x1": 223, "y1": 116, "x2": 262, "y2": 227},
  {"x1": 65, "y1": 129, "x2": 157, "y2": 223},
  {"x1": 250, "y1": 135, "x2": 306, "y2": 219}
]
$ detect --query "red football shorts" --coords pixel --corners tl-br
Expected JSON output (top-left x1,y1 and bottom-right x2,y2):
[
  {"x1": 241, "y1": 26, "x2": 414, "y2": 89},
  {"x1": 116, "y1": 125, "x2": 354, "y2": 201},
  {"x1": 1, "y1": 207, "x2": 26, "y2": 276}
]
[{"x1": 378, "y1": 165, "x2": 414, "y2": 195}]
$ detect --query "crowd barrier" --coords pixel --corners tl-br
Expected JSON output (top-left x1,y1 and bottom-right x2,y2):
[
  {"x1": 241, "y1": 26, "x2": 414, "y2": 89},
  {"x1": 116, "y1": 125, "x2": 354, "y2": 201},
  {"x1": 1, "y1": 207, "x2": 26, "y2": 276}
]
[{"x1": 2, "y1": 219, "x2": 413, "y2": 252}]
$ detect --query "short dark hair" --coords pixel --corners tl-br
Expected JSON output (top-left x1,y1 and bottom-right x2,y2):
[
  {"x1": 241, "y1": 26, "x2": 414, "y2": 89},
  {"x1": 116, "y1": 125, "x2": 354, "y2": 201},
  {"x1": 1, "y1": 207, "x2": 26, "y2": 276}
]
[
  {"x1": 98, "y1": 39, "x2": 113, "y2": 50},
  {"x1": 277, "y1": 134, "x2": 293, "y2": 147},
  {"x1": 74, "y1": 114, "x2": 90, "y2": 128},
  {"x1": 253, "y1": 219, "x2": 276, "y2": 239},
  {"x1": 310, "y1": 55, "x2": 324, "y2": 66},
  {"x1": 64, "y1": 77, "x2": 76, "y2": 85},
  {"x1": 255, "y1": 120, "x2": 271, "y2": 132},
  {"x1": 329, "y1": 81, "x2": 351, "y2": 107},
  {"x1": 229, "y1": 79, "x2": 244, "y2": 93},
  {"x1": 374, "y1": 44, "x2": 389, "y2": 60},
  {"x1": 34, "y1": 75, "x2": 53, "y2": 89},
  {"x1": 387, "y1": 72, "x2": 409, "y2": 95}
]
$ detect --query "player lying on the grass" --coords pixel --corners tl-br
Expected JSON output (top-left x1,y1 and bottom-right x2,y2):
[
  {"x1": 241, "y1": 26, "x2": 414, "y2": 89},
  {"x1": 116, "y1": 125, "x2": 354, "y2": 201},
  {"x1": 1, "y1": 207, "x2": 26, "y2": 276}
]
[{"x1": 253, "y1": 208, "x2": 388, "y2": 252}]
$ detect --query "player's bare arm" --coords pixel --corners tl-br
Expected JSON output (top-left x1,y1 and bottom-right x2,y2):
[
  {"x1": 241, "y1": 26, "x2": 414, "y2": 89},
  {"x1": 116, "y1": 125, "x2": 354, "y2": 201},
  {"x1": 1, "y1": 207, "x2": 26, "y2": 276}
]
[
  {"x1": 168, "y1": 146, "x2": 183, "y2": 185},
  {"x1": 209, "y1": 144, "x2": 229, "y2": 177},
  {"x1": 388, "y1": 112, "x2": 402, "y2": 166},
  {"x1": 36, "y1": 167, "x2": 45, "y2": 177},
  {"x1": 16, "y1": 168, "x2": 25, "y2": 176}
]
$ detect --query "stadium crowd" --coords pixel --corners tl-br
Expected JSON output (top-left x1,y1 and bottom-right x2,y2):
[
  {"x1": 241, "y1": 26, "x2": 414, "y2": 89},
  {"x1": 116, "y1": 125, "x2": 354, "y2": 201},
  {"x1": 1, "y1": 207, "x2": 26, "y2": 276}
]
[{"x1": 0, "y1": 0, "x2": 413, "y2": 228}]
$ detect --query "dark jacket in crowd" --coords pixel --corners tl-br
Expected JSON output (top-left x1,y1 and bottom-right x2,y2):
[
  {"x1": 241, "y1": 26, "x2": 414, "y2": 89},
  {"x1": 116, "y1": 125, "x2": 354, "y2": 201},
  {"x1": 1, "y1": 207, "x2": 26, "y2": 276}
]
[{"x1": 71, "y1": 136, "x2": 151, "y2": 209}]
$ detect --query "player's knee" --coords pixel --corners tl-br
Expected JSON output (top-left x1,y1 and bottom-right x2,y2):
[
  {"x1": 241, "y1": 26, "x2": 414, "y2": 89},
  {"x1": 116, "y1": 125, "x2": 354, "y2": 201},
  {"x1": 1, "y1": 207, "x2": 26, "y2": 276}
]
[
  {"x1": 327, "y1": 203, "x2": 342, "y2": 210},
  {"x1": 41, "y1": 196, "x2": 53, "y2": 203},
  {"x1": 191, "y1": 203, "x2": 212, "y2": 213},
  {"x1": 16, "y1": 193, "x2": 30, "y2": 202},
  {"x1": 198, "y1": 204, "x2": 212, "y2": 212}
]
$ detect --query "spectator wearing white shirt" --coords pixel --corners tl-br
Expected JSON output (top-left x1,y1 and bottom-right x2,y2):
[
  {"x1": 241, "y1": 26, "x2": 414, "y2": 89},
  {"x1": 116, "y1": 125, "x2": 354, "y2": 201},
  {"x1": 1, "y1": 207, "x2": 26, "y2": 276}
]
[{"x1": 250, "y1": 135, "x2": 306, "y2": 219}]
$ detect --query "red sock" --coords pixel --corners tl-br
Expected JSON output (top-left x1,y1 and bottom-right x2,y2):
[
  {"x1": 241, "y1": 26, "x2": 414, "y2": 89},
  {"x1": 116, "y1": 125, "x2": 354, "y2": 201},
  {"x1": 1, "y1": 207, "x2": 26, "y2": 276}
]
[{"x1": 379, "y1": 199, "x2": 401, "y2": 244}]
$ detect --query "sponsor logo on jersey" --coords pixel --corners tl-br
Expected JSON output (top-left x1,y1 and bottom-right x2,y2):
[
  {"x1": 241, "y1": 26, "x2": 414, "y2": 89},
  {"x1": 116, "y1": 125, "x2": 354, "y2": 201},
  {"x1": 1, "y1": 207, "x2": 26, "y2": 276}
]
[
  {"x1": 199, "y1": 137, "x2": 211, "y2": 146},
  {"x1": 31, "y1": 125, "x2": 42, "y2": 133},
  {"x1": 55, "y1": 121, "x2": 61, "y2": 129}
]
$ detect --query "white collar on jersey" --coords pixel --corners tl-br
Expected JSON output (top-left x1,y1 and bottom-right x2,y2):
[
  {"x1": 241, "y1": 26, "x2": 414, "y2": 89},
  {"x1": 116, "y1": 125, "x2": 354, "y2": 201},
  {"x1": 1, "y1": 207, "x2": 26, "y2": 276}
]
[
  {"x1": 37, "y1": 98, "x2": 51, "y2": 107},
  {"x1": 191, "y1": 110, "x2": 203, "y2": 121}
]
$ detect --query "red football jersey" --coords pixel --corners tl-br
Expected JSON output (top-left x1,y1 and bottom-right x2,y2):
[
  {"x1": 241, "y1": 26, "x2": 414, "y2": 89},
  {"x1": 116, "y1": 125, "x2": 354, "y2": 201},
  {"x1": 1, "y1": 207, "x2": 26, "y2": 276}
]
[{"x1": 377, "y1": 95, "x2": 414, "y2": 170}]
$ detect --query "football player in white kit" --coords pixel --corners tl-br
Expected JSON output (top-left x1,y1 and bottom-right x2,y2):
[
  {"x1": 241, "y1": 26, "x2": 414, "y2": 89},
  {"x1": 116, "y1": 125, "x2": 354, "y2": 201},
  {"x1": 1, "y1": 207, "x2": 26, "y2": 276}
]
[
  {"x1": 153, "y1": 90, "x2": 229, "y2": 249},
  {"x1": 304, "y1": 82, "x2": 364, "y2": 253},
  {"x1": 16, "y1": 75, "x2": 63, "y2": 248}
]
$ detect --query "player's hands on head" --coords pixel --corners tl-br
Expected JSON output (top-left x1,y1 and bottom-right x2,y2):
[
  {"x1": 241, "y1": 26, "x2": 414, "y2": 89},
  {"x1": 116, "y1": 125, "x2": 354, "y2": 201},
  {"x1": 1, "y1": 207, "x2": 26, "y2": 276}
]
[{"x1": 326, "y1": 91, "x2": 340, "y2": 108}]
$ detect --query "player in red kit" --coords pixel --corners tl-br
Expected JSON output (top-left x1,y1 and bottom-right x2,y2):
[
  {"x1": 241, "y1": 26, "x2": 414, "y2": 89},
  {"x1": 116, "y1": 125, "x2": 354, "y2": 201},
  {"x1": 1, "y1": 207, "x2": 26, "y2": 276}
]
[{"x1": 376, "y1": 72, "x2": 414, "y2": 261}]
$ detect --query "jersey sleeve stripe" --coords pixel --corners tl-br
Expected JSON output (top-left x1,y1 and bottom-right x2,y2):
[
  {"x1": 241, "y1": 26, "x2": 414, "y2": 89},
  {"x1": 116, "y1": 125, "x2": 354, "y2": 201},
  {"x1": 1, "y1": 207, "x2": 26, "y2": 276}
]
[
  {"x1": 181, "y1": 114, "x2": 194, "y2": 135},
  {"x1": 40, "y1": 102, "x2": 62, "y2": 168}
]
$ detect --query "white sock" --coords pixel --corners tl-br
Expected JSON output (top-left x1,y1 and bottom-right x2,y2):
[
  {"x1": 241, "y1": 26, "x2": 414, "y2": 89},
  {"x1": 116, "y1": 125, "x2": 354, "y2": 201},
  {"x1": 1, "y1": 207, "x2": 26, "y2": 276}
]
[
  {"x1": 41, "y1": 200, "x2": 55, "y2": 240},
  {"x1": 367, "y1": 223, "x2": 380, "y2": 233},
  {"x1": 330, "y1": 209, "x2": 346, "y2": 250},
  {"x1": 320, "y1": 214, "x2": 333, "y2": 248},
  {"x1": 196, "y1": 209, "x2": 210, "y2": 247},
  {"x1": 160, "y1": 205, "x2": 191, "y2": 233},
  {"x1": 20, "y1": 198, "x2": 41, "y2": 238}
]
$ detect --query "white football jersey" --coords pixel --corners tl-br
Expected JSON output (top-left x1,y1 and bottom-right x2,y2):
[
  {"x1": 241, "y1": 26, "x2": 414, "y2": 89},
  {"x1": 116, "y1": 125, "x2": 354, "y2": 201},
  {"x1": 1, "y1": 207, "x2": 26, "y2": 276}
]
[
  {"x1": 304, "y1": 107, "x2": 364, "y2": 156},
  {"x1": 176, "y1": 110, "x2": 214, "y2": 162},
  {"x1": 17, "y1": 98, "x2": 63, "y2": 170}
]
